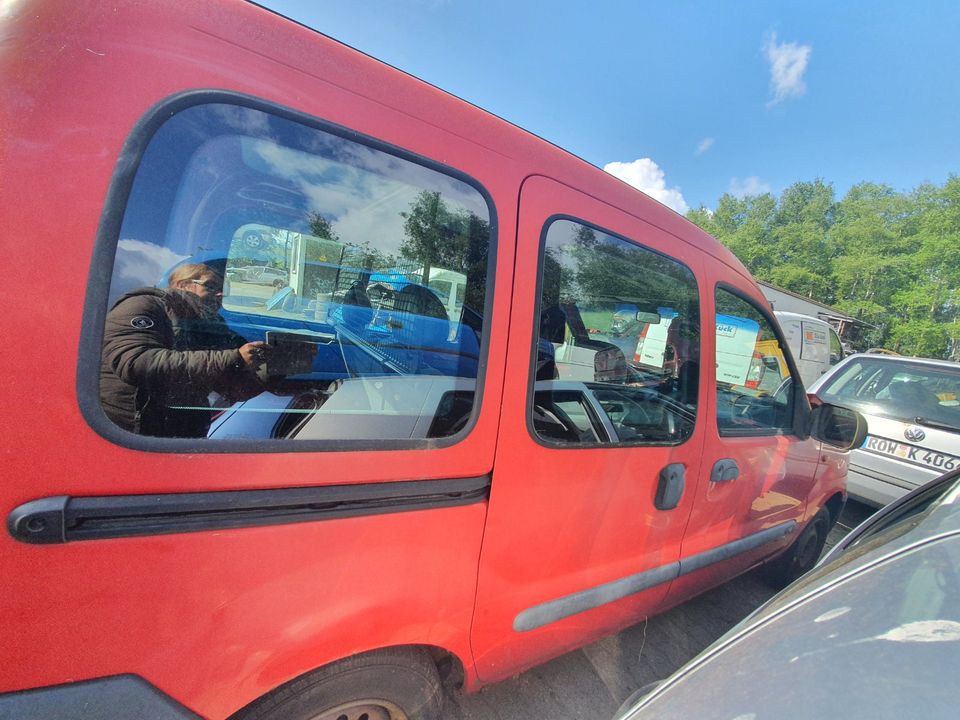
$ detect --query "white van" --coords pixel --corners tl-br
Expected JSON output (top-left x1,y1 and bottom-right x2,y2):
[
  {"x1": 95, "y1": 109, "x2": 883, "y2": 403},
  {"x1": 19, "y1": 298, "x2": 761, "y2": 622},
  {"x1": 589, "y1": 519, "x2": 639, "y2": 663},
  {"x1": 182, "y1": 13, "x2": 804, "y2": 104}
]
[{"x1": 774, "y1": 311, "x2": 845, "y2": 388}]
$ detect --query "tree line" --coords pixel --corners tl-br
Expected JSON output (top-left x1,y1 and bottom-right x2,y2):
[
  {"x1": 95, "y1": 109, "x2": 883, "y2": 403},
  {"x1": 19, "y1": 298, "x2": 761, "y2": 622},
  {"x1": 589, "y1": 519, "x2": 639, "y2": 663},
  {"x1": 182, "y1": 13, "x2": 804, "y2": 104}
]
[
  {"x1": 307, "y1": 191, "x2": 490, "y2": 313},
  {"x1": 686, "y1": 177, "x2": 960, "y2": 359}
]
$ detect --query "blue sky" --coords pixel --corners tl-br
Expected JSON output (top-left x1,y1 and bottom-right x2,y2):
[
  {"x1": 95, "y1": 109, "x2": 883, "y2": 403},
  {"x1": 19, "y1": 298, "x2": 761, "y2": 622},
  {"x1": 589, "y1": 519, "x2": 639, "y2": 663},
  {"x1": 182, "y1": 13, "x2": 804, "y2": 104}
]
[{"x1": 258, "y1": 1, "x2": 959, "y2": 213}]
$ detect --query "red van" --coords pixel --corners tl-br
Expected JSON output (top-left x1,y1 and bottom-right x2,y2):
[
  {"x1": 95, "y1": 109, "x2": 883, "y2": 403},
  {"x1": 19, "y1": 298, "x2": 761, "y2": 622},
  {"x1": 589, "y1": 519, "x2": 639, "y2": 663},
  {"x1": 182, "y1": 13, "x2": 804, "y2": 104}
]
[{"x1": 0, "y1": 1, "x2": 863, "y2": 718}]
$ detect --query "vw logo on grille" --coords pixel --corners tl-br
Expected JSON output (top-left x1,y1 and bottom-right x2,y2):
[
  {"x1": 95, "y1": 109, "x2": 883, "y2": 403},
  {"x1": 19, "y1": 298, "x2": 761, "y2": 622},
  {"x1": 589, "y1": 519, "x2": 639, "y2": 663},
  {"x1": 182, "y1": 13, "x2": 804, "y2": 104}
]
[{"x1": 904, "y1": 426, "x2": 926, "y2": 442}]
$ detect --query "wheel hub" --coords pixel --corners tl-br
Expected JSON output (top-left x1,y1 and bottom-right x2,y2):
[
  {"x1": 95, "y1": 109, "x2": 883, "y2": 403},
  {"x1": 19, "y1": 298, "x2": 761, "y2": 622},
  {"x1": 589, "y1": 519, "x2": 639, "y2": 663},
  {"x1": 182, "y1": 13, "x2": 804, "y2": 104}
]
[{"x1": 311, "y1": 699, "x2": 408, "y2": 720}]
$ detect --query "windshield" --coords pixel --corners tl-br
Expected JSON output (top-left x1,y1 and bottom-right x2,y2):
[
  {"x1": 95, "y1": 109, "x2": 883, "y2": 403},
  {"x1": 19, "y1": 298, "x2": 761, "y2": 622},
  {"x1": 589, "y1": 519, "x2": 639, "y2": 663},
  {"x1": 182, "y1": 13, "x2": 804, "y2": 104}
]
[
  {"x1": 817, "y1": 358, "x2": 960, "y2": 432},
  {"x1": 832, "y1": 468, "x2": 960, "y2": 557}
]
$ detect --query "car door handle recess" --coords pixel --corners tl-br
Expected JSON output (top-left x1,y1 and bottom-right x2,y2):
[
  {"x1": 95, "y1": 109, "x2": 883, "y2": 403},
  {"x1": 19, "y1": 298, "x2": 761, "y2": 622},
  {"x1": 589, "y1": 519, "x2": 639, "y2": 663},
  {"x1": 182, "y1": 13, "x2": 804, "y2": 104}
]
[
  {"x1": 655, "y1": 463, "x2": 685, "y2": 510},
  {"x1": 710, "y1": 459, "x2": 740, "y2": 483}
]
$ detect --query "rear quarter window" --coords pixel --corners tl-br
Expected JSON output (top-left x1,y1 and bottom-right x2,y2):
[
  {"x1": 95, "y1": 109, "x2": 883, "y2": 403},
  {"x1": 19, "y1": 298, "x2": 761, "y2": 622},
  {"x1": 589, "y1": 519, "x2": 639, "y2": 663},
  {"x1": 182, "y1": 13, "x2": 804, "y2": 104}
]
[{"x1": 83, "y1": 95, "x2": 495, "y2": 450}]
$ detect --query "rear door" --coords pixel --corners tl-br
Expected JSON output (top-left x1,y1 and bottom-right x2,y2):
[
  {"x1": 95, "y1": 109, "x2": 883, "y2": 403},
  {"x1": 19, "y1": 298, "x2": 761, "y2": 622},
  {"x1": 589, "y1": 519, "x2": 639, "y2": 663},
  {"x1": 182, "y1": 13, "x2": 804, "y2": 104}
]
[{"x1": 471, "y1": 176, "x2": 708, "y2": 680}]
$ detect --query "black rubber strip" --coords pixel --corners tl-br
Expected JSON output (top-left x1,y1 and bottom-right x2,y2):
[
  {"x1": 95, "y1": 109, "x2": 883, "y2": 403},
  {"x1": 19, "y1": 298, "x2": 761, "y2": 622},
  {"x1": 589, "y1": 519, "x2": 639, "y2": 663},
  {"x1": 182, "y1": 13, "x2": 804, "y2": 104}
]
[
  {"x1": 513, "y1": 562, "x2": 681, "y2": 632},
  {"x1": 678, "y1": 520, "x2": 797, "y2": 575},
  {"x1": 512, "y1": 520, "x2": 797, "y2": 632},
  {"x1": 8, "y1": 476, "x2": 490, "y2": 544}
]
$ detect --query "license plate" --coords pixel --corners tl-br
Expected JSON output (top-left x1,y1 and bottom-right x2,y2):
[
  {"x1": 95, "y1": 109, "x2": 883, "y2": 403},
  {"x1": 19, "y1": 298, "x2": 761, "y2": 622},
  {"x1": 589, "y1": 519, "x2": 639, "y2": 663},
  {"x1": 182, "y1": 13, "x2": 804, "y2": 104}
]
[{"x1": 862, "y1": 435, "x2": 960, "y2": 472}]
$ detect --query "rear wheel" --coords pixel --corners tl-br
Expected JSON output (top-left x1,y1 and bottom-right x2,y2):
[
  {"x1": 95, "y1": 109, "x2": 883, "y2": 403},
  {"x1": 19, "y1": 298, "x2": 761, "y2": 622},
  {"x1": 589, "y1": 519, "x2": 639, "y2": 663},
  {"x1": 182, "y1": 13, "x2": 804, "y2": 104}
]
[
  {"x1": 233, "y1": 647, "x2": 444, "y2": 720},
  {"x1": 762, "y1": 508, "x2": 832, "y2": 589}
]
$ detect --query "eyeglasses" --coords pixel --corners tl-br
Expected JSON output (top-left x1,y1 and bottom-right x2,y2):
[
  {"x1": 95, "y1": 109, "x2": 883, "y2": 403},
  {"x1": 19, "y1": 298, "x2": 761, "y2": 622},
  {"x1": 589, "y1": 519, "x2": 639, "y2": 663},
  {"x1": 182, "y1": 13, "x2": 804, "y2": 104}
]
[{"x1": 190, "y1": 279, "x2": 223, "y2": 293}]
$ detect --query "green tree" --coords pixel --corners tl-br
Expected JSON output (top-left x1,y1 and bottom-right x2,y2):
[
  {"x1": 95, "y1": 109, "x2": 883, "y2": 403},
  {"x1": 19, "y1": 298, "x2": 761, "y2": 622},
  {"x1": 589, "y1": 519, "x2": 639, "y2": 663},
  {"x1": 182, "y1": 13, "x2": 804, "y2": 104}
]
[
  {"x1": 400, "y1": 191, "x2": 457, "y2": 283},
  {"x1": 307, "y1": 212, "x2": 340, "y2": 242},
  {"x1": 399, "y1": 190, "x2": 491, "y2": 310},
  {"x1": 687, "y1": 176, "x2": 960, "y2": 358},
  {"x1": 716, "y1": 193, "x2": 779, "y2": 276},
  {"x1": 774, "y1": 178, "x2": 836, "y2": 230},
  {"x1": 568, "y1": 223, "x2": 695, "y2": 311},
  {"x1": 830, "y1": 183, "x2": 917, "y2": 327}
]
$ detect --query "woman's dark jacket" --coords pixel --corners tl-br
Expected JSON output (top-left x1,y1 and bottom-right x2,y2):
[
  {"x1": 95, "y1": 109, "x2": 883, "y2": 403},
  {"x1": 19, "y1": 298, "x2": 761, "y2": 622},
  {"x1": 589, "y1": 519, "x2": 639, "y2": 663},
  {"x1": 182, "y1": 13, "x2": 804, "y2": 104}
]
[{"x1": 100, "y1": 288, "x2": 258, "y2": 438}]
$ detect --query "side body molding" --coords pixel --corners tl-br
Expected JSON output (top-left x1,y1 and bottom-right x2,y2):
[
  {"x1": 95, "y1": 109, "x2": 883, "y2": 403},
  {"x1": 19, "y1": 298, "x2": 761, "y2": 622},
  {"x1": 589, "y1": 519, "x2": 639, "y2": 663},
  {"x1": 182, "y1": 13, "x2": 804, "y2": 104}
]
[{"x1": 513, "y1": 520, "x2": 797, "y2": 632}]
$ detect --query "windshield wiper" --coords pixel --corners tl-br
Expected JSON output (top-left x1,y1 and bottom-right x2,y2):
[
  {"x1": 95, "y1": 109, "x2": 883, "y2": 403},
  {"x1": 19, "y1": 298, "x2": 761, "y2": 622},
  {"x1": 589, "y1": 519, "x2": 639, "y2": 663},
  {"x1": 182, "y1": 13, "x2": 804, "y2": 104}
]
[{"x1": 914, "y1": 416, "x2": 960, "y2": 434}]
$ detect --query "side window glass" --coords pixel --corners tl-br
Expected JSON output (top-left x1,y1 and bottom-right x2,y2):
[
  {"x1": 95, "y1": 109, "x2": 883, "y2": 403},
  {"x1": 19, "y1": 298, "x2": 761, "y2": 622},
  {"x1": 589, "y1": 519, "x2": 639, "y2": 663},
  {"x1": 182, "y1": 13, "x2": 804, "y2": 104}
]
[
  {"x1": 99, "y1": 102, "x2": 491, "y2": 443},
  {"x1": 829, "y1": 327, "x2": 845, "y2": 364},
  {"x1": 715, "y1": 289, "x2": 794, "y2": 436},
  {"x1": 531, "y1": 218, "x2": 700, "y2": 446}
]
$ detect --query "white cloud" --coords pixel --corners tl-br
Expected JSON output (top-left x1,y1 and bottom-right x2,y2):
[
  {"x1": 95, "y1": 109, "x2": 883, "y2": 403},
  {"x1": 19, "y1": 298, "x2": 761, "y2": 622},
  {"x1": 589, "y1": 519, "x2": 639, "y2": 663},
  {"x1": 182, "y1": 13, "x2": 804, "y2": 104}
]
[
  {"x1": 696, "y1": 138, "x2": 715, "y2": 155},
  {"x1": 109, "y1": 240, "x2": 189, "y2": 304},
  {"x1": 113, "y1": 239, "x2": 188, "y2": 287},
  {"x1": 729, "y1": 176, "x2": 772, "y2": 198},
  {"x1": 764, "y1": 32, "x2": 811, "y2": 106},
  {"x1": 603, "y1": 158, "x2": 689, "y2": 214}
]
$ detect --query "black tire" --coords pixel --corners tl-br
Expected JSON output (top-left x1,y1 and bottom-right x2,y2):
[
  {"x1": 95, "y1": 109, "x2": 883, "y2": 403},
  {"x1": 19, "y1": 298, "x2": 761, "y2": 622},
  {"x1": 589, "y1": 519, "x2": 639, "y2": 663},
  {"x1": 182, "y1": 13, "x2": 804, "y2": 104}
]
[
  {"x1": 232, "y1": 647, "x2": 444, "y2": 720},
  {"x1": 762, "y1": 508, "x2": 832, "y2": 589}
]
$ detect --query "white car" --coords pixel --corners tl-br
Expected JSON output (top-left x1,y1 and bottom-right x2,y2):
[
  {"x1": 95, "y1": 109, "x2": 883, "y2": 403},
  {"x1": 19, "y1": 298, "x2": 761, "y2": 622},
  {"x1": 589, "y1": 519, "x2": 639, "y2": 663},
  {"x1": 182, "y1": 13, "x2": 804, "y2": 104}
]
[
  {"x1": 239, "y1": 265, "x2": 288, "y2": 285},
  {"x1": 809, "y1": 353, "x2": 960, "y2": 506}
]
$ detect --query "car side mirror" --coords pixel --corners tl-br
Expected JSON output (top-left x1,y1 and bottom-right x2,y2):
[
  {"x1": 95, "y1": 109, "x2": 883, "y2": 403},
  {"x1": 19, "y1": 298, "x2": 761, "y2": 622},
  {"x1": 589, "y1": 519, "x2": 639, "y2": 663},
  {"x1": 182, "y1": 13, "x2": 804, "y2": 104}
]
[{"x1": 808, "y1": 402, "x2": 867, "y2": 450}]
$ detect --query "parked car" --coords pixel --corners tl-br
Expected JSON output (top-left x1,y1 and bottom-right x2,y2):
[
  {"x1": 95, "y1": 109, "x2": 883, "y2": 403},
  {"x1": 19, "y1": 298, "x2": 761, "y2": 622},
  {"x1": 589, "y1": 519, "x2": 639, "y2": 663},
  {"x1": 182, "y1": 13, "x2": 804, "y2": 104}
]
[
  {"x1": 2, "y1": 2, "x2": 865, "y2": 719},
  {"x1": 240, "y1": 265, "x2": 289, "y2": 285},
  {"x1": 609, "y1": 304, "x2": 641, "y2": 337},
  {"x1": 809, "y1": 354, "x2": 960, "y2": 507},
  {"x1": 614, "y1": 466, "x2": 960, "y2": 720}
]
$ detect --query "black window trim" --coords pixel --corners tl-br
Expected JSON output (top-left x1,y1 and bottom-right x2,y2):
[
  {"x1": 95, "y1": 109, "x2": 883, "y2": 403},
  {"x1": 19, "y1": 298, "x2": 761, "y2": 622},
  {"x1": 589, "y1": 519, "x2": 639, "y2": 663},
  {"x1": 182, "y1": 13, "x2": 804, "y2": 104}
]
[
  {"x1": 526, "y1": 213, "x2": 702, "y2": 450},
  {"x1": 77, "y1": 89, "x2": 498, "y2": 454},
  {"x1": 714, "y1": 281, "x2": 811, "y2": 439}
]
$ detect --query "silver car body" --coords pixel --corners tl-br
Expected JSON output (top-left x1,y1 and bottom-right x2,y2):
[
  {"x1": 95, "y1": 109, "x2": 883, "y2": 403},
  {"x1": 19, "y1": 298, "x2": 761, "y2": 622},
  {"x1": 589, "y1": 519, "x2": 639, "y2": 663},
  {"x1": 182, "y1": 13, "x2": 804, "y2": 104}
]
[
  {"x1": 616, "y1": 468, "x2": 960, "y2": 720},
  {"x1": 808, "y1": 354, "x2": 960, "y2": 506}
]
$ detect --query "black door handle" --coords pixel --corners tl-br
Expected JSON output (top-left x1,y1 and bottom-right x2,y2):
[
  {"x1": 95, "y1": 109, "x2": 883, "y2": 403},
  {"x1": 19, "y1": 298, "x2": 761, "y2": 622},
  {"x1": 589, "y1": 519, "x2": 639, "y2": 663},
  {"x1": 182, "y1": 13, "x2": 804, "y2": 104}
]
[
  {"x1": 655, "y1": 463, "x2": 685, "y2": 510},
  {"x1": 710, "y1": 459, "x2": 740, "y2": 483}
]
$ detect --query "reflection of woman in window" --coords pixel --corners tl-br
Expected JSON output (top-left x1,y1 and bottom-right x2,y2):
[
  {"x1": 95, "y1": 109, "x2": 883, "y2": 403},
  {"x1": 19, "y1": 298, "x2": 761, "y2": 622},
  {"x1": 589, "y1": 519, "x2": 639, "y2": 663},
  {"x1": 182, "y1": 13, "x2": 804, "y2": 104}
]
[{"x1": 100, "y1": 262, "x2": 267, "y2": 438}]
